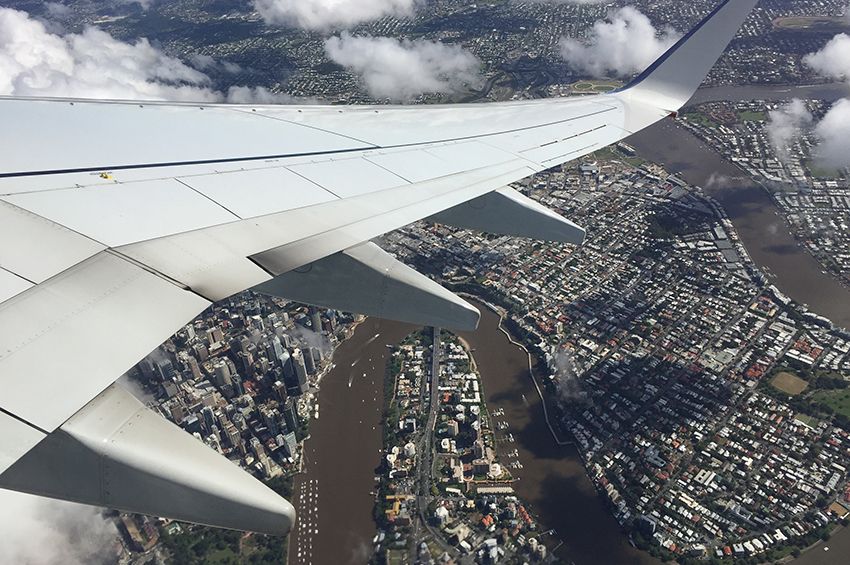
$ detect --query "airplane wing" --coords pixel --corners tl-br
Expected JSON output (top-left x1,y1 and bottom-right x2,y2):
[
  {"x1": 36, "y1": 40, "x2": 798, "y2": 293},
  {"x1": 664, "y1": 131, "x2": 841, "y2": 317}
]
[{"x1": 0, "y1": 0, "x2": 757, "y2": 536}]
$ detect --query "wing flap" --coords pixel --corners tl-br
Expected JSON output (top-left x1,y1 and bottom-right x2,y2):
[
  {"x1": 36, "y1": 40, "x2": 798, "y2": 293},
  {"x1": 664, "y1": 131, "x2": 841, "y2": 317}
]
[
  {"x1": 0, "y1": 384, "x2": 295, "y2": 534},
  {"x1": 430, "y1": 186, "x2": 585, "y2": 244},
  {"x1": 0, "y1": 252, "x2": 210, "y2": 431},
  {"x1": 254, "y1": 241, "x2": 480, "y2": 331}
]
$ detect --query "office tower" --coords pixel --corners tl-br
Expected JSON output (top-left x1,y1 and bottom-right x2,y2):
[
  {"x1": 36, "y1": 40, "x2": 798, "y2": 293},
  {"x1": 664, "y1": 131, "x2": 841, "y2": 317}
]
[
  {"x1": 192, "y1": 343, "x2": 209, "y2": 362},
  {"x1": 304, "y1": 348, "x2": 316, "y2": 375},
  {"x1": 310, "y1": 308, "x2": 322, "y2": 334},
  {"x1": 291, "y1": 348, "x2": 309, "y2": 394},
  {"x1": 273, "y1": 380, "x2": 288, "y2": 403},
  {"x1": 201, "y1": 406, "x2": 215, "y2": 432},
  {"x1": 213, "y1": 360, "x2": 232, "y2": 387},
  {"x1": 283, "y1": 398, "x2": 298, "y2": 433},
  {"x1": 232, "y1": 374, "x2": 244, "y2": 397},
  {"x1": 155, "y1": 358, "x2": 176, "y2": 382},
  {"x1": 282, "y1": 432, "x2": 297, "y2": 458}
]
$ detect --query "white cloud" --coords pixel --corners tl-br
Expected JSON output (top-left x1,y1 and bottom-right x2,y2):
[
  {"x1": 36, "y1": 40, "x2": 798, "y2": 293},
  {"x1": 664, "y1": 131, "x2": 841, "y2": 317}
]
[
  {"x1": 0, "y1": 7, "x2": 293, "y2": 104},
  {"x1": 44, "y1": 2, "x2": 71, "y2": 19},
  {"x1": 324, "y1": 33, "x2": 482, "y2": 100},
  {"x1": 118, "y1": 0, "x2": 157, "y2": 10},
  {"x1": 226, "y1": 85, "x2": 300, "y2": 103},
  {"x1": 765, "y1": 99, "x2": 813, "y2": 162},
  {"x1": 253, "y1": 0, "x2": 419, "y2": 30},
  {"x1": 798, "y1": 33, "x2": 850, "y2": 169},
  {"x1": 813, "y1": 98, "x2": 850, "y2": 168},
  {"x1": 803, "y1": 33, "x2": 850, "y2": 81},
  {"x1": 559, "y1": 6, "x2": 679, "y2": 78},
  {"x1": 0, "y1": 490, "x2": 119, "y2": 565},
  {"x1": 188, "y1": 53, "x2": 243, "y2": 74}
]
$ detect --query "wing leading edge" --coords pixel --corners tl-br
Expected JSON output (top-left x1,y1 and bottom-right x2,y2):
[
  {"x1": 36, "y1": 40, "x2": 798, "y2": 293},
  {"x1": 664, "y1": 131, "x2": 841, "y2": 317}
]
[{"x1": 0, "y1": 0, "x2": 757, "y2": 536}]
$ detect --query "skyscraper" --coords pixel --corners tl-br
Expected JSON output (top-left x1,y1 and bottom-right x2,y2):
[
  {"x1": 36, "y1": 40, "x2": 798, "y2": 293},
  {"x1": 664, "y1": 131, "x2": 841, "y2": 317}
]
[
  {"x1": 304, "y1": 348, "x2": 316, "y2": 375},
  {"x1": 155, "y1": 358, "x2": 176, "y2": 382},
  {"x1": 213, "y1": 360, "x2": 232, "y2": 388},
  {"x1": 290, "y1": 348, "x2": 309, "y2": 394},
  {"x1": 283, "y1": 398, "x2": 298, "y2": 433},
  {"x1": 310, "y1": 308, "x2": 322, "y2": 334}
]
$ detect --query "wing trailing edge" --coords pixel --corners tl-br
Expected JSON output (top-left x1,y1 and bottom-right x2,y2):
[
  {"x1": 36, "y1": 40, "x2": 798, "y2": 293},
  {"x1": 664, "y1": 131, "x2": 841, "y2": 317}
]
[
  {"x1": 430, "y1": 186, "x2": 585, "y2": 245},
  {"x1": 0, "y1": 385, "x2": 296, "y2": 535},
  {"x1": 253, "y1": 241, "x2": 481, "y2": 331}
]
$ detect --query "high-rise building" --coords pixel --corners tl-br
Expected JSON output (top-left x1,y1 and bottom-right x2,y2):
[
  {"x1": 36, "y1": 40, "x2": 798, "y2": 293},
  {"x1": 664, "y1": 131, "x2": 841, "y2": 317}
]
[
  {"x1": 262, "y1": 408, "x2": 280, "y2": 436},
  {"x1": 213, "y1": 360, "x2": 232, "y2": 388},
  {"x1": 138, "y1": 358, "x2": 156, "y2": 381},
  {"x1": 155, "y1": 358, "x2": 176, "y2": 382},
  {"x1": 304, "y1": 348, "x2": 316, "y2": 375},
  {"x1": 224, "y1": 424, "x2": 240, "y2": 448},
  {"x1": 201, "y1": 406, "x2": 215, "y2": 431},
  {"x1": 281, "y1": 332, "x2": 294, "y2": 348},
  {"x1": 250, "y1": 437, "x2": 265, "y2": 460},
  {"x1": 185, "y1": 355, "x2": 202, "y2": 380},
  {"x1": 310, "y1": 308, "x2": 322, "y2": 334},
  {"x1": 231, "y1": 374, "x2": 244, "y2": 397},
  {"x1": 268, "y1": 336, "x2": 284, "y2": 362},
  {"x1": 283, "y1": 398, "x2": 298, "y2": 433},
  {"x1": 192, "y1": 343, "x2": 209, "y2": 362},
  {"x1": 237, "y1": 350, "x2": 253, "y2": 374},
  {"x1": 282, "y1": 432, "x2": 297, "y2": 458},
  {"x1": 273, "y1": 380, "x2": 288, "y2": 403},
  {"x1": 290, "y1": 348, "x2": 309, "y2": 394}
]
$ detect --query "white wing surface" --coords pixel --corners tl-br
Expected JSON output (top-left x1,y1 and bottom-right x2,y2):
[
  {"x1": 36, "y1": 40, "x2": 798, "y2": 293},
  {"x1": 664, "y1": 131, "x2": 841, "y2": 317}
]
[{"x1": 0, "y1": 0, "x2": 757, "y2": 535}]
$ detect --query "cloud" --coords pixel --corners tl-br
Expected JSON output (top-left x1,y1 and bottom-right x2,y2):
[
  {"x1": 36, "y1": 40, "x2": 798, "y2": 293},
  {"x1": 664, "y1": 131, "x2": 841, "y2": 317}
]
[
  {"x1": 813, "y1": 98, "x2": 850, "y2": 168},
  {"x1": 253, "y1": 0, "x2": 420, "y2": 30},
  {"x1": 559, "y1": 6, "x2": 679, "y2": 78},
  {"x1": 44, "y1": 2, "x2": 71, "y2": 19},
  {"x1": 188, "y1": 53, "x2": 243, "y2": 74},
  {"x1": 118, "y1": 0, "x2": 157, "y2": 10},
  {"x1": 0, "y1": 7, "x2": 292, "y2": 104},
  {"x1": 0, "y1": 490, "x2": 119, "y2": 565},
  {"x1": 765, "y1": 99, "x2": 813, "y2": 162},
  {"x1": 226, "y1": 85, "x2": 300, "y2": 104},
  {"x1": 324, "y1": 33, "x2": 482, "y2": 100},
  {"x1": 803, "y1": 33, "x2": 850, "y2": 80},
  {"x1": 799, "y1": 34, "x2": 850, "y2": 169}
]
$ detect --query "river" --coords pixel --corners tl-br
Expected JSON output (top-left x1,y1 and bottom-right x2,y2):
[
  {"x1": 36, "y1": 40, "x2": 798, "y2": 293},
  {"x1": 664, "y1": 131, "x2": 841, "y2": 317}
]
[{"x1": 288, "y1": 317, "x2": 414, "y2": 565}]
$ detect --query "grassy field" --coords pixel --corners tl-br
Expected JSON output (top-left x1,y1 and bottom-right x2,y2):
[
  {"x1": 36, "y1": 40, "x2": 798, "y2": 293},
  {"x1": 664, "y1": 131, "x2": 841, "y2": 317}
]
[
  {"x1": 795, "y1": 413, "x2": 819, "y2": 428},
  {"x1": 771, "y1": 371, "x2": 809, "y2": 395},
  {"x1": 773, "y1": 16, "x2": 850, "y2": 32},
  {"x1": 813, "y1": 389, "x2": 850, "y2": 419},
  {"x1": 805, "y1": 158, "x2": 844, "y2": 179},
  {"x1": 738, "y1": 110, "x2": 766, "y2": 122},
  {"x1": 682, "y1": 112, "x2": 718, "y2": 129}
]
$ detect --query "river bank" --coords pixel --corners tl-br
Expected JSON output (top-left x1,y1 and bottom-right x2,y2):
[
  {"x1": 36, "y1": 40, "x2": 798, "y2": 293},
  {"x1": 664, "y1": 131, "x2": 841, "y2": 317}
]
[{"x1": 460, "y1": 301, "x2": 661, "y2": 565}]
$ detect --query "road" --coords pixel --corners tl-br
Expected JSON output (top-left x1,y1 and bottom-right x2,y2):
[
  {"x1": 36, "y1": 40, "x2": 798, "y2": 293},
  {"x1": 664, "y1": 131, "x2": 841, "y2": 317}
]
[{"x1": 410, "y1": 327, "x2": 457, "y2": 562}]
